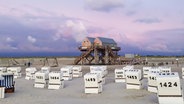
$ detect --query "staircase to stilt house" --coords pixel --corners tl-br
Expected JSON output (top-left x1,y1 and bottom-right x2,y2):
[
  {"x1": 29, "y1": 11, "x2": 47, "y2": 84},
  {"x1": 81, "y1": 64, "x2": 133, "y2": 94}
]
[
  {"x1": 107, "y1": 46, "x2": 119, "y2": 64},
  {"x1": 74, "y1": 46, "x2": 94, "y2": 65}
]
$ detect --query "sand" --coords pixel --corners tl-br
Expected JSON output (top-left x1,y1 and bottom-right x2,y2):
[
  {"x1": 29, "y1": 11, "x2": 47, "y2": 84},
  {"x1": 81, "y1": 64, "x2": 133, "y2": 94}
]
[{"x1": 0, "y1": 57, "x2": 184, "y2": 104}]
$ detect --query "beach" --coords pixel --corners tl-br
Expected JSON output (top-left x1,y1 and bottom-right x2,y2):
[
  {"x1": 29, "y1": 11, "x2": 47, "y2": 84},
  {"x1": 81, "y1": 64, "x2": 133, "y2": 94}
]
[{"x1": 0, "y1": 57, "x2": 184, "y2": 104}]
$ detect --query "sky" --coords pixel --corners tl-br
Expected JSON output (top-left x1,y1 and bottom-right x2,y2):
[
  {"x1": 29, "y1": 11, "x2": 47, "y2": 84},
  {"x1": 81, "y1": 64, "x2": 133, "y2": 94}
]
[{"x1": 0, "y1": 0, "x2": 184, "y2": 56}]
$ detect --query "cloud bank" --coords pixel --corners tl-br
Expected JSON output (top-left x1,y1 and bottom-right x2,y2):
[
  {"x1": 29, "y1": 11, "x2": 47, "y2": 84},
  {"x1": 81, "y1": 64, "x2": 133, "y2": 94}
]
[
  {"x1": 85, "y1": 0, "x2": 124, "y2": 12},
  {"x1": 0, "y1": 0, "x2": 184, "y2": 55}
]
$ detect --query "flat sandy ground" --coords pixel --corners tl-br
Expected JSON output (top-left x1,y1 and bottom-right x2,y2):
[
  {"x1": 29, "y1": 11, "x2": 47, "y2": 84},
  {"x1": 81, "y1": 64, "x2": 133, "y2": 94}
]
[{"x1": 1, "y1": 57, "x2": 184, "y2": 104}]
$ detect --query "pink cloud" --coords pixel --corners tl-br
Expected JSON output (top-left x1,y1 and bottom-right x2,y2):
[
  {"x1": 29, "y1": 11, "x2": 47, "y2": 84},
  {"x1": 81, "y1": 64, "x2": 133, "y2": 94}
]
[
  {"x1": 145, "y1": 43, "x2": 169, "y2": 52},
  {"x1": 88, "y1": 33, "x2": 104, "y2": 37},
  {"x1": 53, "y1": 20, "x2": 88, "y2": 42}
]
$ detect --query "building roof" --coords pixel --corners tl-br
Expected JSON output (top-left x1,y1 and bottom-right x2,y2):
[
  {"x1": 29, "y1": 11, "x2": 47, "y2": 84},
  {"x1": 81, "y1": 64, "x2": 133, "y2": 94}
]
[
  {"x1": 86, "y1": 37, "x2": 95, "y2": 43},
  {"x1": 97, "y1": 37, "x2": 117, "y2": 45}
]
